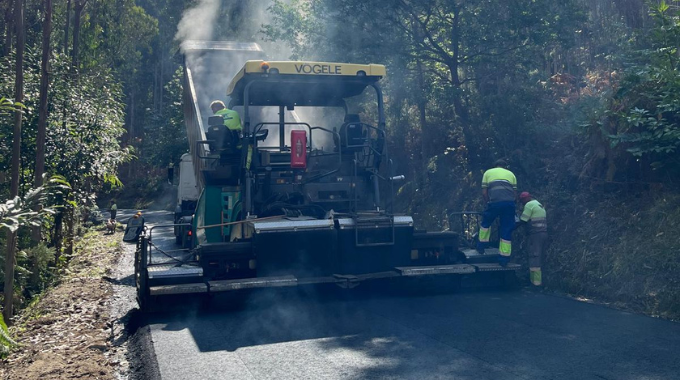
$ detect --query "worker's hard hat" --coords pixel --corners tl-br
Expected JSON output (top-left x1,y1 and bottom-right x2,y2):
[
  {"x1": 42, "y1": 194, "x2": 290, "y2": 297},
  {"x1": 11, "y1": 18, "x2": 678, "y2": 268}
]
[
  {"x1": 519, "y1": 192, "x2": 532, "y2": 201},
  {"x1": 136, "y1": 211, "x2": 142, "y2": 215}
]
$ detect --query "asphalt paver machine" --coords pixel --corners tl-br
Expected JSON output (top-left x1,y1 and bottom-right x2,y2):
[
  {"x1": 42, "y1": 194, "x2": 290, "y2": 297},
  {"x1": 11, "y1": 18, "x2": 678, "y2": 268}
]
[{"x1": 134, "y1": 42, "x2": 519, "y2": 310}]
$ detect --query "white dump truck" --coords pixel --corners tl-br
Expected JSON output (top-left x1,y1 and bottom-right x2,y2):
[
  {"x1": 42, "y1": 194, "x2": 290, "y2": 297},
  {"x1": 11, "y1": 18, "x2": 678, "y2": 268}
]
[{"x1": 173, "y1": 153, "x2": 199, "y2": 246}]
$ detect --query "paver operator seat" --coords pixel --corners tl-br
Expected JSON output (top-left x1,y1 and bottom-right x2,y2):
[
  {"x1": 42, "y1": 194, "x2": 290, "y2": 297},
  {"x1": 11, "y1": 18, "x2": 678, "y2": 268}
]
[
  {"x1": 338, "y1": 114, "x2": 366, "y2": 153},
  {"x1": 206, "y1": 115, "x2": 240, "y2": 155}
]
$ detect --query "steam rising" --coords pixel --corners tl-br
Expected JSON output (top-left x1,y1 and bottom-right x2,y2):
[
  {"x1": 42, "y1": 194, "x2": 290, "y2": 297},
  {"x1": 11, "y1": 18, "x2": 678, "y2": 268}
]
[
  {"x1": 174, "y1": 1, "x2": 340, "y2": 151},
  {"x1": 175, "y1": 0, "x2": 220, "y2": 50}
]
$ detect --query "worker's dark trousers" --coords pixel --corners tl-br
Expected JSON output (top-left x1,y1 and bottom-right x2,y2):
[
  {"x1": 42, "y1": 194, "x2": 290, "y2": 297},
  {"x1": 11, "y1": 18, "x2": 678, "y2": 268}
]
[
  {"x1": 528, "y1": 232, "x2": 548, "y2": 286},
  {"x1": 477, "y1": 201, "x2": 516, "y2": 264}
]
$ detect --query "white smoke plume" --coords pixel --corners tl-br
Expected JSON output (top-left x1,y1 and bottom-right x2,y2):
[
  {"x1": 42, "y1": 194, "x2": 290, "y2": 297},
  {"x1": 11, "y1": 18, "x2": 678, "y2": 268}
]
[
  {"x1": 175, "y1": 0, "x2": 221, "y2": 51},
  {"x1": 173, "y1": 1, "x2": 336, "y2": 151}
]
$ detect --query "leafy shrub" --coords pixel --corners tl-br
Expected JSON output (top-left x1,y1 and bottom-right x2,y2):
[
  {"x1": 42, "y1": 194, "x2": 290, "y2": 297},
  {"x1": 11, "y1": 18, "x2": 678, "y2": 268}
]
[
  {"x1": 0, "y1": 312, "x2": 16, "y2": 356},
  {"x1": 19, "y1": 243, "x2": 57, "y2": 296},
  {"x1": 583, "y1": 3, "x2": 680, "y2": 179}
]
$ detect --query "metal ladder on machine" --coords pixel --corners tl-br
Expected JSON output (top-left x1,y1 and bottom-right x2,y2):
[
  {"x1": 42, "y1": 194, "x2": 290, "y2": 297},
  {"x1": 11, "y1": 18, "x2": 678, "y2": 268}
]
[{"x1": 349, "y1": 134, "x2": 395, "y2": 247}]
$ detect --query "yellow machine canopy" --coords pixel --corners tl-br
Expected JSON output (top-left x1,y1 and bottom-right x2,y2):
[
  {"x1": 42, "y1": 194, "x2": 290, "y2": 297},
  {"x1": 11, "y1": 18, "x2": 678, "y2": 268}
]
[{"x1": 227, "y1": 60, "x2": 387, "y2": 107}]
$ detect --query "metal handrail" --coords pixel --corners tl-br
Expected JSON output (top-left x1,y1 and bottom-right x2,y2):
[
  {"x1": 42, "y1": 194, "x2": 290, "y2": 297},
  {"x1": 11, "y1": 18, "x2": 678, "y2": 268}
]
[
  {"x1": 253, "y1": 122, "x2": 313, "y2": 152},
  {"x1": 447, "y1": 211, "x2": 496, "y2": 249},
  {"x1": 302, "y1": 126, "x2": 342, "y2": 184},
  {"x1": 144, "y1": 223, "x2": 193, "y2": 265}
]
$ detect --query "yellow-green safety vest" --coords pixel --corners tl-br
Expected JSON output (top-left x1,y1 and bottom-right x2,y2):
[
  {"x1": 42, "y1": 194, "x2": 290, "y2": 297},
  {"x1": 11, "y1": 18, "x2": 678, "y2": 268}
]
[
  {"x1": 214, "y1": 108, "x2": 242, "y2": 132},
  {"x1": 520, "y1": 199, "x2": 547, "y2": 233},
  {"x1": 482, "y1": 167, "x2": 517, "y2": 203}
]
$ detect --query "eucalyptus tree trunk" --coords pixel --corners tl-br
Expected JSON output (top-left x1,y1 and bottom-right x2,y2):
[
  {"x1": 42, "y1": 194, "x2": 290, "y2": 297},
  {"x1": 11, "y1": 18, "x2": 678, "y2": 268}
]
[
  {"x1": 448, "y1": 5, "x2": 468, "y2": 123},
  {"x1": 446, "y1": 4, "x2": 476, "y2": 166},
  {"x1": 64, "y1": 204, "x2": 75, "y2": 258},
  {"x1": 2, "y1": 3, "x2": 13, "y2": 57},
  {"x1": 71, "y1": 0, "x2": 86, "y2": 70},
  {"x1": 32, "y1": 0, "x2": 53, "y2": 243},
  {"x1": 63, "y1": 0, "x2": 70, "y2": 55},
  {"x1": 56, "y1": 0, "x2": 73, "y2": 252},
  {"x1": 128, "y1": 91, "x2": 135, "y2": 178},
  {"x1": 53, "y1": 208, "x2": 63, "y2": 263},
  {"x1": 4, "y1": 0, "x2": 25, "y2": 323},
  {"x1": 159, "y1": 50, "x2": 164, "y2": 115}
]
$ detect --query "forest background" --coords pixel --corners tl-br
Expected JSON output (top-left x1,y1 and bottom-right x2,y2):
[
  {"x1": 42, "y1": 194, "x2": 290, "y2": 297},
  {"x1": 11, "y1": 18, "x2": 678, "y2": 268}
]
[{"x1": 0, "y1": 0, "x2": 679, "y2": 326}]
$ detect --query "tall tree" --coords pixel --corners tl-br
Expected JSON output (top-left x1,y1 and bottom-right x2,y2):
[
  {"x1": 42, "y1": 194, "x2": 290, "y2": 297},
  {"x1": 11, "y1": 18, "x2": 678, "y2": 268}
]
[
  {"x1": 2, "y1": 2, "x2": 13, "y2": 57},
  {"x1": 64, "y1": 0, "x2": 87, "y2": 257},
  {"x1": 4, "y1": 0, "x2": 25, "y2": 323},
  {"x1": 71, "y1": 0, "x2": 86, "y2": 69},
  {"x1": 63, "y1": 0, "x2": 70, "y2": 55},
  {"x1": 32, "y1": 0, "x2": 53, "y2": 243}
]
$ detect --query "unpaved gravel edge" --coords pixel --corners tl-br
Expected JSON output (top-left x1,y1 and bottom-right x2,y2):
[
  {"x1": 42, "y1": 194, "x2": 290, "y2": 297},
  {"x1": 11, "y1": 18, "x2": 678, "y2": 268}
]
[
  {"x1": 110, "y1": 215, "x2": 162, "y2": 380},
  {"x1": 0, "y1": 216, "x2": 163, "y2": 380},
  {"x1": 0, "y1": 227, "x2": 127, "y2": 380}
]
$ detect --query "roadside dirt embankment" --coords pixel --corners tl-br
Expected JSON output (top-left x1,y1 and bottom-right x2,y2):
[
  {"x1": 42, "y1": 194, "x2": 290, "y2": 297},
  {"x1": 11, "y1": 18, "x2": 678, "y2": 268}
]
[{"x1": 0, "y1": 226, "x2": 134, "y2": 380}]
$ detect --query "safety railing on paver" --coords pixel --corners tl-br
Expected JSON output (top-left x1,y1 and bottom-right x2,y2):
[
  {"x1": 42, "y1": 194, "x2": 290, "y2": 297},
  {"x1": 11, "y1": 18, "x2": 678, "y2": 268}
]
[
  {"x1": 135, "y1": 224, "x2": 198, "y2": 279},
  {"x1": 448, "y1": 211, "x2": 500, "y2": 249}
]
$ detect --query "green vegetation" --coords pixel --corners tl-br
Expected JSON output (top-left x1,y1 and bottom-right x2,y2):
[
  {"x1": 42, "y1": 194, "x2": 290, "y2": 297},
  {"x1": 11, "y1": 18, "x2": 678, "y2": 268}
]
[
  {"x1": 262, "y1": 0, "x2": 680, "y2": 317},
  {"x1": 0, "y1": 0, "x2": 679, "y2": 324},
  {"x1": 0, "y1": 312, "x2": 16, "y2": 356},
  {"x1": 594, "y1": 3, "x2": 680, "y2": 169}
]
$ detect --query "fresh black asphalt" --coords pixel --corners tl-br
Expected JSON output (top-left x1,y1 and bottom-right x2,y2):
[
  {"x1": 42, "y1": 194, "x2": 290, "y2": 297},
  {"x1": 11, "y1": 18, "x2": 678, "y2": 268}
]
[{"x1": 119, "y1": 210, "x2": 680, "y2": 380}]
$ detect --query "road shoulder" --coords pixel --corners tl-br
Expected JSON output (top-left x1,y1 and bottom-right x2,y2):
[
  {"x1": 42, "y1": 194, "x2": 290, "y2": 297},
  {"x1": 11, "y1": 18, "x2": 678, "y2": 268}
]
[{"x1": 0, "y1": 227, "x2": 132, "y2": 380}]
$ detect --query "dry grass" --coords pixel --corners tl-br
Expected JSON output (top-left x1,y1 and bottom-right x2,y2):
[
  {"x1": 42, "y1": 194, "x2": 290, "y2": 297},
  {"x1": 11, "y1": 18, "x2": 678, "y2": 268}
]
[
  {"x1": 546, "y1": 192, "x2": 680, "y2": 320},
  {"x1": 395, "y1": 149, "x2": 680, "y2": 320}
]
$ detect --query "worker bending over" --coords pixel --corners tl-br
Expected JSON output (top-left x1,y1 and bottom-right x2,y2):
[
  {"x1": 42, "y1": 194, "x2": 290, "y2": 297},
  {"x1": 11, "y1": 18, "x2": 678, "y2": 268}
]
[
  {"x1": 478, "y1": 159, "x2": 517, "y2": 266},
  {"x1": 518, "y1": 192, "x2": 548, "y2": 286}
]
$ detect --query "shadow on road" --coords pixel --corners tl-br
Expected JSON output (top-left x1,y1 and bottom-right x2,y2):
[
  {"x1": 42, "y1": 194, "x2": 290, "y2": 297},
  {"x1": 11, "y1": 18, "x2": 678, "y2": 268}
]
[
  {"x1": 144, "y1": 281, "x2": 509, "y2": 352},
  {"x1": 124, "y1": 208, "x2": 680, "y2": 380},
  {"x1": 141, "y1": 281, "x2": 680, "y2": 380}
]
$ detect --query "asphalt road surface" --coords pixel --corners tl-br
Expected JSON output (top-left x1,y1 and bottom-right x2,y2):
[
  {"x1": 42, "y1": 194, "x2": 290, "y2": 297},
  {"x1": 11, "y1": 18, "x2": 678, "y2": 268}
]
[{"x1": 118, "y1": 210, "x2": 680, "y2": 380}]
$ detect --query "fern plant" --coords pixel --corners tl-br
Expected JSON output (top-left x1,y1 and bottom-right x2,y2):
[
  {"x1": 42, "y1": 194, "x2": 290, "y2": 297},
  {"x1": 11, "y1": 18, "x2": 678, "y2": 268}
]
[
  {"x1": 0, "y1": 312, "x2": 17, "y2": 356},
  {"x1": 0, "y1": 176, "x2": 70, "y2": 232}
]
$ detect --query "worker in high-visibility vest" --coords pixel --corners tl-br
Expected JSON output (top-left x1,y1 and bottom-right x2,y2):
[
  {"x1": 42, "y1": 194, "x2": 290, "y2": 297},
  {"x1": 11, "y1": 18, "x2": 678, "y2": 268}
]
[
  {"x1": 518, "y1": 192, "x2": 548, "y2": 286},
  {"x1": 477, "y1": 159, "x2": 517, "y2": 266},
  {"x1": 210, "y1": 100, "x2": 242, "y2": 133},
  {"x1": 210, "y1": 100, "x2": 252, "y2": 168},
  {"x1": 109, "y1": 200, "x2": 117, "y2": 220}
]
